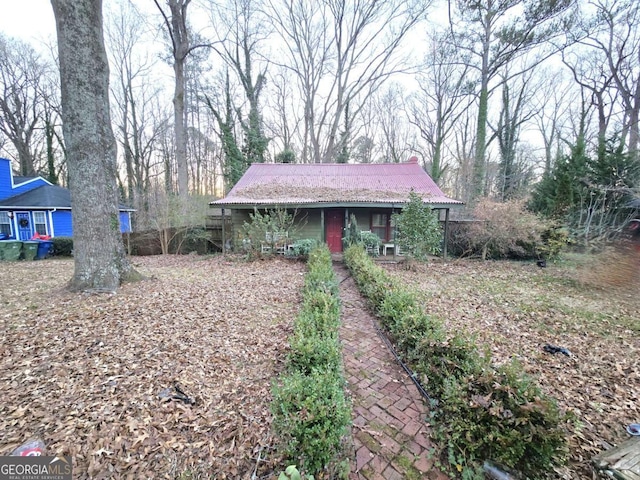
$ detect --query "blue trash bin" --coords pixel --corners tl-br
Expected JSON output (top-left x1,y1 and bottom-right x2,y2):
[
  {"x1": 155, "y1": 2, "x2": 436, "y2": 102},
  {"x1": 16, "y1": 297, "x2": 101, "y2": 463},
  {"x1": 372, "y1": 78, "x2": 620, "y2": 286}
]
[{"x1": 36, "y1": 240, "x2": 53, "y2": 259}]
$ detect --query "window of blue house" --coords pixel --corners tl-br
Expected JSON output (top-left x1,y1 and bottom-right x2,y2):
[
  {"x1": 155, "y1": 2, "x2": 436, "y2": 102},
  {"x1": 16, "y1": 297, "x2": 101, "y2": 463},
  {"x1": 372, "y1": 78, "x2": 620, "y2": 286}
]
[
  {"x1": 33, "y1": 211, "x2": 47, "y2": 235},
  {"x1": 0, "y1": 212, "x2": 12, "y2": 236}
]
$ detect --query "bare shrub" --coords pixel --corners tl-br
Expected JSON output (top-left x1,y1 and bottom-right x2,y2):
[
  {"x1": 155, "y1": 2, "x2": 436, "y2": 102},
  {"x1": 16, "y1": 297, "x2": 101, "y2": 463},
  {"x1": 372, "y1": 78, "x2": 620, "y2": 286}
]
[{"x1": 465, "y1": 199, "x2": 548, "y2": 260}]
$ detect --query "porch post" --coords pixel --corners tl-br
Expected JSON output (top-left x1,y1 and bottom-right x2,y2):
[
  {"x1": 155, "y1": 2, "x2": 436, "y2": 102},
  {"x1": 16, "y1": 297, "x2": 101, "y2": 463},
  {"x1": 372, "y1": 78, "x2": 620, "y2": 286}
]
[
  {"x1": 443, "y1": 207, "x2": 449, "y2": 261},
  {"x1": 392, "y1": 203, "x2": 396, "y2": 260},
  {"x1": 320, "y1": 209, "x2": 325, "y2": 244},
  {"x1": 344, "y1": 208, "x2": 349, "y2": 250},
  {"x1": 221, "y1": 207, "x2": 226, "y2": 255}
]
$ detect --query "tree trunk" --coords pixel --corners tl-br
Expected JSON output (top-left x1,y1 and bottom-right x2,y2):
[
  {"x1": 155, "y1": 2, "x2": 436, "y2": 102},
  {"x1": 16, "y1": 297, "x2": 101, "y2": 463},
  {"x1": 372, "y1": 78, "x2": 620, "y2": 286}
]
[
  {"x1": 167, "y1": 0, "x2": 190, "y2": 198},
  {"x1": 51, "y1": 0, "x2": 138, "y2": 292},
  {"x1": 173, "y1": 54, "x2": 188, "y2": 197}
]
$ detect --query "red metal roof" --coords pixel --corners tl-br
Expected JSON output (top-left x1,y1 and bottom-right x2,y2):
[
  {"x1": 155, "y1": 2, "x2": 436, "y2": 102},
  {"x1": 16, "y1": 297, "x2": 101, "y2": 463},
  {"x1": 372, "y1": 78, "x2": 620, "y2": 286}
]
[{"x1": 212, "y1": 160, "x2": 463, "y2": 206}]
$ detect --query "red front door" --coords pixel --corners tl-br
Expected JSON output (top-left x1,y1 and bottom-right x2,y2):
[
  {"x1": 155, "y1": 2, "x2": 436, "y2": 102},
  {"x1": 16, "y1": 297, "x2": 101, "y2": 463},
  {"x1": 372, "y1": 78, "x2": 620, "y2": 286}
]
[{"x1": 326, "y1": 209, "x2": 344, "y2": 253}]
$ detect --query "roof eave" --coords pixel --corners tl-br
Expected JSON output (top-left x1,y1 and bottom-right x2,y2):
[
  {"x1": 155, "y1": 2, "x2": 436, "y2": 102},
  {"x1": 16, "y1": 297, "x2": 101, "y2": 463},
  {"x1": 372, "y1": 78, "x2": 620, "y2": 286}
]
[{"x1": 210, "y1": 200, "x2": 464, "y2": 209}]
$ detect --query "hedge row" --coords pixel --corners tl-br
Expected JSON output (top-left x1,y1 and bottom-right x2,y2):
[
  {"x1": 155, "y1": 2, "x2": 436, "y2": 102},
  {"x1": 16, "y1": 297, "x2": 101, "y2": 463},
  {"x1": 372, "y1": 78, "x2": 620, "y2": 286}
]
[
  {"x1": 271, "y1": 245, "x2": 351, "y2": 476},
  {"x1": 343, "y1": 245, "x2": 568, "y2": 478}
]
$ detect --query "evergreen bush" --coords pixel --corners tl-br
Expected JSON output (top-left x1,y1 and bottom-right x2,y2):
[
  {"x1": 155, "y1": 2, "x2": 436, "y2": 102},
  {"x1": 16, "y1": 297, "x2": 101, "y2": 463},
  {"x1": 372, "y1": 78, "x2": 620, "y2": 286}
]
[
  {"x1": 271, "y1": 244, "x2": 350, "y2": 476},
  {"x1": 343, "y1": 245, "x2": 568, "y2": 478},
  {"x1": 51, "y1": 236, "x2": 73, "y2": 257}
]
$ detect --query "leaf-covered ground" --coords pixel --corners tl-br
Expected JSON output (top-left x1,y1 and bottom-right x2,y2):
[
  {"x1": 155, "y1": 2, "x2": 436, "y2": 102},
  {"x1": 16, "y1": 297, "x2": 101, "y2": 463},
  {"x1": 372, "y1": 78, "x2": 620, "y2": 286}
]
[
  {"x1": 384, "y1": 254, "x2": 640, "y2": 479},
  {"x1": 0, "y1": 255, "x2": 306, "y2": 479}
]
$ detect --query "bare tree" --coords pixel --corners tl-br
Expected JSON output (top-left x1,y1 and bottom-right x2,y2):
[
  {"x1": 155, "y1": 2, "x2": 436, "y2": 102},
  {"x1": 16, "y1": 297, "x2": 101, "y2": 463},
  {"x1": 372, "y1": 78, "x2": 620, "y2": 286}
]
[
  {"x1": 266, "y1": 0, "x2": 430, "y2": 163},
  {"x1": 448, "y1": 0, "x2": 575, "y2": 199},
  {"x1": 578, "y1": 0, "x2": 640, "y2": 159},
  {"x1": 51, "y1": 0, "x2": 137, "y2": 291},
  {"x1": 532, "y1": 69, "x2": 574, "y2": 175},
  {"x1": 0, "y1": 34, "x2": 47, "y2": 176},
  {"x1": 372, "y1": 84, "x2": 413, "y2": 163},
  {"x1": 210, "y1": 0, "x2": 269, "y2": 167},
  {"x1": 492, "y1": 67, "x2": 540, "y2": 199},
  {"x1": 562, "y1": 47, "x2": 616, "y2": 161},
  {"x1": 107, "y1": 0, "x2": 169, "y2": 227},
  {"x1": 409, "y1": 30, "x2": 473, "y2": 183},
  {"x1": 451, "y1": 107, "x2": 477, "y2": 204},
  {"x1": 267, "y1": 68, "x2": 300, "y2": 156},
  {"x1": 154, "y1": 0, "x2": 210, "y2": 197}
]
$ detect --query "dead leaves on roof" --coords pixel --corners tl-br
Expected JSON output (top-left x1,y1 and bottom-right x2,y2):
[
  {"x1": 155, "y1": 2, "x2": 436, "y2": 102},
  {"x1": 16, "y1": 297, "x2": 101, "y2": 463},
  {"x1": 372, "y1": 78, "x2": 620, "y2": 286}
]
[
  {"x1": 0, "y1": 255, "x2": 305, "y2": 479},
  {"x1": 234, "y1": 183, "x2": 431, "y2": 202}
]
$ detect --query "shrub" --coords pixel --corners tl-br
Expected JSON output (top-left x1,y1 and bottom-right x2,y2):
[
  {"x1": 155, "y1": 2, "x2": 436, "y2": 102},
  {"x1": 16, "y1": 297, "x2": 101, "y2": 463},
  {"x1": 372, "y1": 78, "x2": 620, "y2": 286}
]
[
  {"x1": 538, "y1": 224, "x2": 570, "y2": 261},
  {"x1": 288, "y1": 334, "x2": 342, "y2": 375},
  {"x1": 52, "y1": 236, "x2": 73, "y2": 257},
  {"x1": 344, "y1": 246, "x2": 568, "y2": 478},
  {"x1": 464, "y1": 199, "x2": 549, "y2": 260},
  {"x1": 288, "y1": 239, "x2": 318, "y2": 259},
  {"x1": 342, "y1": 214, "x2": 360, "y2": 248},
  {"x1": 271, "y1": 244, "x2": 350, "y2": 476},
  {"x1": 359, "y1": 230, "x2": 381, "y2": 256},
  {"x1": 242, "y1": 208, "x2": 299, "y2": 258},
  {"x1": 271, "y1": 370, "x2": 350, "y2": 474},
  {"x1": 393, "y1": 190, "x2": 443, "y2": 260}
]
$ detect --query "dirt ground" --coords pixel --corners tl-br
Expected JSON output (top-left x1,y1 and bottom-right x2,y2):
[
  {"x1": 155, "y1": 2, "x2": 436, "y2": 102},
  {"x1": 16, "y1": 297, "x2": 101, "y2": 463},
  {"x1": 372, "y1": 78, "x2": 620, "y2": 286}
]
[
  {"x1": 384, "y1": 253, "x2": 640, "y2": 479},
  {"x1": 0, "y1": 255, "x2": 305, "y2": 479}
]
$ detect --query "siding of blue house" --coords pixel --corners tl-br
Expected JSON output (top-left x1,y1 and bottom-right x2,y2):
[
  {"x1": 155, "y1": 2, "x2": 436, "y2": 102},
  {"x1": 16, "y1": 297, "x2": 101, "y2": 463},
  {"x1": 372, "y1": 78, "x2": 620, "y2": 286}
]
[
  {"x1": 51, "y1": 210, "x2": 73, "y2": 237},
  {"x1": 0, "y1": 159, "x2": 50, "y2": 200}
]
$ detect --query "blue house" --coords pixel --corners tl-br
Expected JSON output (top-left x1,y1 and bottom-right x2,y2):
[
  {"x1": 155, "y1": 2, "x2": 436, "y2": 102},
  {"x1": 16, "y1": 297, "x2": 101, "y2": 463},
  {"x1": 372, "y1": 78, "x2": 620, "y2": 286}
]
[{"x1": 0, "y1": 158, "x2": 133, "y2": 240}]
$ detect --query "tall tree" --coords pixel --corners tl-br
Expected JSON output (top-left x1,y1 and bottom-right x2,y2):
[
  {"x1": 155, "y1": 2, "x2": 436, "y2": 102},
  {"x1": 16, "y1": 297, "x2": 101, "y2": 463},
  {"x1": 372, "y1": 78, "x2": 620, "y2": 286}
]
[
  {"x1": 107, "y1": 0, "x2": 168, "y2": 226},
  {"x1": 51, "y1": 0, "x2": 137, "y2": 291},
  {"x1": 562, "y1": 47, "x2": 615, "y2": 163},
  {"x1": 205, "y1": 72, "x2": 246, "y2": 192},
  {"x1": 532, "y1": 69, "x2": 573, "y2": 175},
  {"x1": 449, "y1": 0, "x2": 575, "y2": 200},
  {"x1": 0, "y1": 34, "x2": 46, "y2": 176},
  {"x1": 267, "y1": 0, "x2": 430, "y2": 163},
  {"x1": 577, "y1": 0, "x2": 640, "y2": 160},
  {"x1": 154, "y1": 0, "x2": 207, "y2": 197},
  {"x1": 410, "y1": 30, "x2": 473, "y2": 183},
  {"x1": 211, "y1": 0, "x2": 269, "y2": 166},
  {"x1": 493, "y1": 68, "x2": 539, "y2": 199},
  {"x1": 372, "y1": 86, "x2": 413, "y2": 164}
]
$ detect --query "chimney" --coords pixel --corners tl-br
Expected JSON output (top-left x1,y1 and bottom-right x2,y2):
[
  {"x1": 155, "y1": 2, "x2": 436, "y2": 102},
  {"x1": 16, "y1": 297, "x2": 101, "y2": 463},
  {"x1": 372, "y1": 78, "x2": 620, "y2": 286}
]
[{"x1": 407, "y1": 156, "x2": 419, "y2": 164}]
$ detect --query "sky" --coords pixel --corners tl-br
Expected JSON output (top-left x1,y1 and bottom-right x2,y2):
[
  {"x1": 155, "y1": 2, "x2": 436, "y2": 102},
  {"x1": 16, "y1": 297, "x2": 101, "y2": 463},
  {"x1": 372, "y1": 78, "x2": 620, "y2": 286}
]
[{"x1": 0, "y1": 0, "x2": 57, "y2": 44}]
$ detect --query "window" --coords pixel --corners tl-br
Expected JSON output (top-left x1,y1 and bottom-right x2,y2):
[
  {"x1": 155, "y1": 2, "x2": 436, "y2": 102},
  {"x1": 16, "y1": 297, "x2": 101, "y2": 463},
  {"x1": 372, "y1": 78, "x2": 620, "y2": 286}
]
[
  {"x1": 371, "y1": 213, "x2": 389, "y2": 241},
  {"x1": 0, "y1": 212, "x2": 11, "y2": 236},
  {"x1": 33, "y1": 211, "x2": 47, "y2": 235}
]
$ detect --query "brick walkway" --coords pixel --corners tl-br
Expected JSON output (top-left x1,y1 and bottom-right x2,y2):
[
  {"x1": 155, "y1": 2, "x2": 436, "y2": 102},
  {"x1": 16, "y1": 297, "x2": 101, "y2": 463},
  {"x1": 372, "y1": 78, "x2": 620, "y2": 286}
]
[{"x1": 334, "y1": 264, "x2": 449, "y2": 480}]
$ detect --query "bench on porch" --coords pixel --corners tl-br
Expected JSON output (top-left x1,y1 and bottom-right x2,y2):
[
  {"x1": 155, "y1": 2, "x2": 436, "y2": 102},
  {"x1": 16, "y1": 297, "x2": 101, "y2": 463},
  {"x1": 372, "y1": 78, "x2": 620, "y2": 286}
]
[{"x1": 382, "y1": 242, "x2": 403, "y2": 256}]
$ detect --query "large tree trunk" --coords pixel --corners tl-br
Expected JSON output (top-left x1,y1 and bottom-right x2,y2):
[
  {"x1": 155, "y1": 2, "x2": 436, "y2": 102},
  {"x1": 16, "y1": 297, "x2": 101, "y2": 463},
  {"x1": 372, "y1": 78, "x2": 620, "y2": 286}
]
[{"x1": 51, "y1": 0, "x2": 137, "y2": 292}]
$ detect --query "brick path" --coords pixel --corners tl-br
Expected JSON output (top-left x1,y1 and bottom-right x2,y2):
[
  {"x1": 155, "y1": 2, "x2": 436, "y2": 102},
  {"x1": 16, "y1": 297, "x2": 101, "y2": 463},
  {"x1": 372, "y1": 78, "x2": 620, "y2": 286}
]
[{"x1": 334, "y1": 264, "x2": 449, "y2": 480}]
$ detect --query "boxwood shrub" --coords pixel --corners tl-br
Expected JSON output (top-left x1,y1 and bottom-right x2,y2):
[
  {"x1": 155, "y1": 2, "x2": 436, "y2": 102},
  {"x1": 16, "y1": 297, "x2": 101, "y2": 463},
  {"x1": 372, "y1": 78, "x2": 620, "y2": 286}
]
[
  {"x1": 343, "y1": 245, "x2": 567, "y2": 478},
  {"x1": 271, "y1": 244, "x2": 351, "y2": 477},
  {"x1": 51, "y1": 236, "x2": 73, "y2": 257}
]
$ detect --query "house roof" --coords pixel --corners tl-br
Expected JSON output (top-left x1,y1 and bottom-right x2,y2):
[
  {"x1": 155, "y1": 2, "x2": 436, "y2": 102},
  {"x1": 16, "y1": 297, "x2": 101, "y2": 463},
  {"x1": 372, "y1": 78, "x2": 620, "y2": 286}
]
[
  {"x1": 212, "y1": 159, "x2": 462, "y2": 208},
  {"x1": 13, "y1": 176, "x2": 38, "y2": 185},
  {"x1": 0, "y1": 184, "x2": 134, "y2": 211}
]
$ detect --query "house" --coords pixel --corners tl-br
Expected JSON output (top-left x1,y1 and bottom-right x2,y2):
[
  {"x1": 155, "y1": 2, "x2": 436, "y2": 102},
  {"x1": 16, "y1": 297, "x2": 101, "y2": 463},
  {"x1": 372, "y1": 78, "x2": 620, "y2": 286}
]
[
  {"x1": 0, "y1": 158, "x2": 133, "y2": 240},
  {"x1": 211, "y1": 157, "x2": 463, "y2": 254}
]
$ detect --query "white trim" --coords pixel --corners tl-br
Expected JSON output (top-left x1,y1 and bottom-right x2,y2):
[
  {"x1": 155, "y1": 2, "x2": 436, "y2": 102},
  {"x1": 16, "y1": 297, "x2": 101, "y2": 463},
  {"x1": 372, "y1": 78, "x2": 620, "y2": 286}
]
[
  {"x1": 12, "y1": 176, "x2": 53, "y2": 188},
  {"x1": 33, "y1": 211, "x2": 47, "y2": 235},
  {"x1": 48, "y1": 209, "x2": 56, "y2": 237}
]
